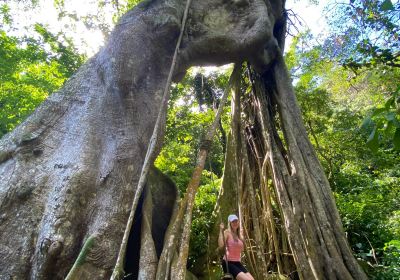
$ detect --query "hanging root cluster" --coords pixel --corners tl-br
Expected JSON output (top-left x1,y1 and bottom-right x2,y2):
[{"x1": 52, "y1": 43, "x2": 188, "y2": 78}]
[
  {"x1": 212, "y1": 55, "x2": 368, "y2": 280},
  {"x1": 212, "y1": 63, "x2": 295, "y2": 280}
]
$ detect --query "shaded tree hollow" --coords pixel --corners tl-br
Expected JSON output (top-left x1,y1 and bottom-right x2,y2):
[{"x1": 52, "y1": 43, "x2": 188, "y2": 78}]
[{"x1": 124, "y1": 190, "x2": 144, "y2": 280}]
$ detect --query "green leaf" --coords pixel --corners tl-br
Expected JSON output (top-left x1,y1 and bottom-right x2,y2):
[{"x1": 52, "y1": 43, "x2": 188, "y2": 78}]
[
  {"x1": 394, "y1": 128, "x2": 400, "y2": 150},
  {"x1": 393, "y1": 118, "x2": 400, "y2": 128},
  {"x1": 361, "y1": 116, "x2": 373, "y2": 129},
  {"x1": 385, "y1": 112, "x2": 396, "y2": 121},
  {"x1": 366, "y1": 127, "x2": 379, "y2": 152},
  {"x1": 385, "y1": 120, "x2": 393, "y2": 133},
  {"x1": 385, "y1": 96, "x2": 395, "y2": 109},
  {"x1": 372, "y1": 107, "x2": 387, "y2": 117},
  {"x1": 380, "y1": 0, "x2": 394, "y2": 11},
  {"x1": 386, "y1": 240, "x2": 400, "y2": 249}
]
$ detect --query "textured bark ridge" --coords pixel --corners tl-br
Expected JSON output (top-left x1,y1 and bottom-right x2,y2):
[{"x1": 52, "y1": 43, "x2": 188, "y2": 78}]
[
  {"x1": 0, "y1": 0, "x2": 281, "y2": 279},
  {"x1": 0, "y1": 0, "x2": 366, "y2": 279},
  {"x1": 248, "y1": 57, "x2": 368, "y2": 279}
]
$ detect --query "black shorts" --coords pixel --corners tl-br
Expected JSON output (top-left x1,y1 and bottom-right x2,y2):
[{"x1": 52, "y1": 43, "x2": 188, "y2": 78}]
[{"x1": 221, "y1": 260, "x2": 248, "y2": 278}]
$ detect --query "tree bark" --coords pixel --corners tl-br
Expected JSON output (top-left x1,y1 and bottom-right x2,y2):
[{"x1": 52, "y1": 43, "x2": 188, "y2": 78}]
[
  {"x1": 137, "y1": 186, "x2": 158, "y2": 280},
  {"x1": 0, "y1": 0, "x2": 368, "y2": 279},
  {"x1": 0, "y1": 0, "x2": 279, "y2": 279},
  {"x1": 250, "y1": 53, "x2": 368, "y2": 279}
]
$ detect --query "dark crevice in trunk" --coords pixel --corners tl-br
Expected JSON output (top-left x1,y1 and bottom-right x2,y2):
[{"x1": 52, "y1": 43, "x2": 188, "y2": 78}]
[
  {"x1": 124, "y1": 189, "x2": 145, "y2": 280},
  {"x1": 151, "y1": 192, "x2": 175, "y2": 259},
  {"x1": 149, "y1": 167, "x2": 178, "y2": 258}
]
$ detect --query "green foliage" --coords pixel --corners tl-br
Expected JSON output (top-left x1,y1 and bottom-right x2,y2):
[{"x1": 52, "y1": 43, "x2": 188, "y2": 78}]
[
  {"x1": 188, "y1": 172, "x2": 221, "y2": 269},
  {"x1": 156, "y1": 70, "x2": 230, "y2": 193},
  {"x1": 0, "y1": 25, "x2": 85, "y2": 138},
  {"x1": 54, "y1": 0, "x2": 144, "y2": 37},
  {"x1": 383, "y1": 240, "x2": 400, "y2": 268},
  {"x1": 1, "y1": 1, "x2": 398, "y2": 277},
  {"x1": 368, "y1": 240, "x2": 400, "y2": 279},
  {"x1": 335, "y1": 175, "x2": 400, "y2": 249},
  {"x1": 320, "y1": 0, "x2": 400, "y2": 150},
  {"x1": 288, "y1": 33, "x2": 400, "y2": 278},
  {"x1": 361, "y1": 86, "x2": 400, "y2": 152},
  {"x1": 155, "y1": 68, "x2": 231, "y2": 269},
  {"x1": 323, "y1": 0, "x2": 400, "y2": 70},
  {"x1": 0, "y1": 3, "x2": 12, "y2": 25},
  {"x1": 155, "y1": 103, "x2": 222, "y2": 192},
  {"x1": 33, "y1": 23, "x2": 85, "y2": 76},
  {"x1": 116, "y1": 0, "x2": 143, "y2": 17}
]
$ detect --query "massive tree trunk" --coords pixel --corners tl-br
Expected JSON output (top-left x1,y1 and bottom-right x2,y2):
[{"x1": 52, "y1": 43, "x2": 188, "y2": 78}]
[
  {"x1": 0, "y1": 0, "x2": 276, "y2": 279},
  {"x1": 0, "y1": 0, "x2": 366, "y2": 279}
]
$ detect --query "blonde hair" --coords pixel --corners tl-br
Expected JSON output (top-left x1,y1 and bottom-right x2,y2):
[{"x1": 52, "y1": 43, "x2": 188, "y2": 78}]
[{"x1": 227, "y1": 215, "x2": 241, "y2": 241}]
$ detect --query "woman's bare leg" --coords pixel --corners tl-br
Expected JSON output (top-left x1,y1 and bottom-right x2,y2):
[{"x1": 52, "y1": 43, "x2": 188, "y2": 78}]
[
  {"x1": 236, "y1": 272, "x2": 251, "y2": 280},
  {"x1": 245, "y1": 272, "x2": 255, "y2": 280}
]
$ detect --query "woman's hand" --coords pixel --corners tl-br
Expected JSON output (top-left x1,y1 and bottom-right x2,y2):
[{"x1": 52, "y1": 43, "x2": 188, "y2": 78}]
[{"x1": 218, "y1": 223, "x2": 225, "y2": 249}]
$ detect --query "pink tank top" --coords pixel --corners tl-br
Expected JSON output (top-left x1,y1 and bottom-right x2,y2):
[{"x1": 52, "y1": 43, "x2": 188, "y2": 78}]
[{"x1": 224, "y1": 235, "x2": 243, "y2": 262}]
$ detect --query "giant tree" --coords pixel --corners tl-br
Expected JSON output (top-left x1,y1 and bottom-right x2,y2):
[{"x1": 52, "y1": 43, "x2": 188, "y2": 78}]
[{"x1": 0, "y1": 0, "x2": 367, "y2": 279}]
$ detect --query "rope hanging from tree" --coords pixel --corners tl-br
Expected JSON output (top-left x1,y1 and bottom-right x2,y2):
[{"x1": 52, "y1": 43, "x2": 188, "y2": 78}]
[{"x1": 110, "y1": 0, "x2": 194, "y2": 279}]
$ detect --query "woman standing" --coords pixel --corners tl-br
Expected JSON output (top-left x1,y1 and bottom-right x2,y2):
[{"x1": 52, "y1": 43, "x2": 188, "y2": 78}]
[{"x1": 218, "y1": 214, "x2": 255, "y2": 280}]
